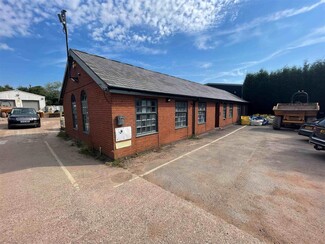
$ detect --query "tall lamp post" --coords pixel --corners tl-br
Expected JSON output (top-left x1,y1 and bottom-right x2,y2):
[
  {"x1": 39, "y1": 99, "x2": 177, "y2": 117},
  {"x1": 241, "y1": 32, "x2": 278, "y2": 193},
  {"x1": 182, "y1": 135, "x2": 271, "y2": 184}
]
[
  {"x1": 58, "y1": 10, "x2": 68, "y2": 59},
  {"x1": 58, "y1": 10, "x2": 78, "y2": 82}
]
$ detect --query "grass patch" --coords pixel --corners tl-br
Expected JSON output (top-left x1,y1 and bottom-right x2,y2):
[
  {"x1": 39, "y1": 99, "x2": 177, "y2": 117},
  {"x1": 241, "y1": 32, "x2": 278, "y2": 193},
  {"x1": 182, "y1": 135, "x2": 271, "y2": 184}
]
[
  {"x1": 189, "y1": 135, "x2": 200, "y2": 140},
  {"x1": 57, "y1": 131, "x2": 70, "y2": 140},
  {"x1": 107, "y1": 159, "x2": 125, "y2": 168},
  {"x1": 77, "y1": 142, "x2": 110, "y2": 162}
]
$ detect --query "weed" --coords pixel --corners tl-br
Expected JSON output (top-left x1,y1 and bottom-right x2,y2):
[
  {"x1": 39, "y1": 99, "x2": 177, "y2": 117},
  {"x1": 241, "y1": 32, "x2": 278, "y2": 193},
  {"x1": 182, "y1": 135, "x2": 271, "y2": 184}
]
[
  {"x1": 111, "y1": 160, "x2": 124, "y2": 168},
  {"x1": 57, "y1": 131, "x2": 70, "y2": 140},
  {"x1": 76, "y1": 140, "x2": 82, "y2": 148},
  {"x1": 189, "y1": 135, "x2": 200, "y2": 140}
]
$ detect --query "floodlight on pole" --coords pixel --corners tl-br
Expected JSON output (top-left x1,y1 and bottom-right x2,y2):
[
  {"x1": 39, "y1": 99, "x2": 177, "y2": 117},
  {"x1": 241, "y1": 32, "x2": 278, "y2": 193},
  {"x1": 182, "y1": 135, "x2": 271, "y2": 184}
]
[{"x1": 57, "y1": 10, "x2": 79, "y2": 82}]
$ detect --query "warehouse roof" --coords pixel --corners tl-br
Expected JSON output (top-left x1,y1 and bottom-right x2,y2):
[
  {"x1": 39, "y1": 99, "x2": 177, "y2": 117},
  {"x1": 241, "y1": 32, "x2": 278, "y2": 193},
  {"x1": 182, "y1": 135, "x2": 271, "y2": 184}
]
[{"x1": 67, "y1": 49, "x2": 246, "y2": 103}]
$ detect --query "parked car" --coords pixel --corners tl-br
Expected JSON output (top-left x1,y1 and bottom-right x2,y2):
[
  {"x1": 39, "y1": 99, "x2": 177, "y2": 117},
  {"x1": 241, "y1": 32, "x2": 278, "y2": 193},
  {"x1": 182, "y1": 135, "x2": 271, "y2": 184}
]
[
  {"x1": 8, "y1": 108, "x2": 41, "y2": 129},
  {"x1": 298, "y1": 118, "x2": 324, "y2": 137},
  {"x1": 309, "y1": 119, "x2": 325, "y2": 150}
]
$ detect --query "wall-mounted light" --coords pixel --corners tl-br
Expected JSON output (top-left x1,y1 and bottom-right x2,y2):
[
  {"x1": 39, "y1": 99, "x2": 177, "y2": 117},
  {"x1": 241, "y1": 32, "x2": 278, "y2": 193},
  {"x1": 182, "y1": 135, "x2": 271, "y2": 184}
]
[{"x1": 166, "y1": 98, "x2": 171, "y2": 102}]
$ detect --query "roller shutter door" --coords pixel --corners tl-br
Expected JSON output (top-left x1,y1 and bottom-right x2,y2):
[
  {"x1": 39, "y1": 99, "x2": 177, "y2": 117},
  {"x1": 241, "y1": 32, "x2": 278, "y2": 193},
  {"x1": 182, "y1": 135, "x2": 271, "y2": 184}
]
[
  {"x1": 22, "y1": 100, "x2": 40, "y2": 111},
  {"x1": 0, "y1": 100, "x2": 15, "y2": 107}
]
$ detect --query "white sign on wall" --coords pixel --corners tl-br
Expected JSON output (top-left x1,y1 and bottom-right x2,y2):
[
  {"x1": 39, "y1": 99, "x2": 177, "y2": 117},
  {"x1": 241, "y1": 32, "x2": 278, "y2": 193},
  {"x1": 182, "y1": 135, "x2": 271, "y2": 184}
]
[{"x1": 115, "y1": 126, "x2": 132, "y2": 142}]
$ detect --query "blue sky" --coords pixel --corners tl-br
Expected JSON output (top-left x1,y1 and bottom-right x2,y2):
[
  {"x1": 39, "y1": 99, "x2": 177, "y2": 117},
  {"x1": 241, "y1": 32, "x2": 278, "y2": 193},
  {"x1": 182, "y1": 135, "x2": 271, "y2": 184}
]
[{"x1": 0, "y1": 0, "x2": 324, "y2": 88}]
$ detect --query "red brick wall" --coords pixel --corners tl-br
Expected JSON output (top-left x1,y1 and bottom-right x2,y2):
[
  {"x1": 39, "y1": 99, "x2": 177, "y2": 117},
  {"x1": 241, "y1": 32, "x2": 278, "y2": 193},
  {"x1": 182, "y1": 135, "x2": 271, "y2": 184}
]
[
  {"x1": 195, "y1": 102, "x2": 216, "y2": 135},
  {"x1": 62, "y1": 63, "x2": 114, "y2": 158},
  {"x1": 63, "y1": 63, "x2": 241, "y2": 159},
  {"x1": 112, "y1": 96, "x2": 194, "y2": 159},
  {"x1": 218, "y1": 102, "x2": 240, "y2": 128}
]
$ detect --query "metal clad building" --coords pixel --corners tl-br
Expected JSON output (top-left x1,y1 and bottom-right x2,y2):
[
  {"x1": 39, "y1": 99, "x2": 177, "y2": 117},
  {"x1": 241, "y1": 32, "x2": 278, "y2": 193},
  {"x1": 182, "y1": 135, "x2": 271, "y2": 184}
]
[{"x1": 0, "y1": 90, "x2": 46, "y2": 111}]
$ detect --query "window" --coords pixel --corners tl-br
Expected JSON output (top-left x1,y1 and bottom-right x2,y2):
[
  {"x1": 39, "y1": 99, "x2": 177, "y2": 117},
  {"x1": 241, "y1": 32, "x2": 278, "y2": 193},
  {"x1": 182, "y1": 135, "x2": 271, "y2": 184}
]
[
  {"x1": 229, "y1": 104, "x2": 233, "y2": 118},
  {"x1": 175, "y1": 101, "x2": 187, "y2": 128},
  {"x1": 81, "y1": 91, "x2": 89, "y2": 133},
  {"x1": 198, "y1": 102, "x2": 206, "y2": 124},
  {"x1": 237, "y1": 105, "x2": 241, "y2": 117},
  {"x1": 223, "y1": 104, "x2": 227, "y2": 119},
  {"x1": 71, "y1": 94, "x2": 78, "y2": 129},
  {"x1": 136, "y1": 99, "x2": 157, "y2": 135}
]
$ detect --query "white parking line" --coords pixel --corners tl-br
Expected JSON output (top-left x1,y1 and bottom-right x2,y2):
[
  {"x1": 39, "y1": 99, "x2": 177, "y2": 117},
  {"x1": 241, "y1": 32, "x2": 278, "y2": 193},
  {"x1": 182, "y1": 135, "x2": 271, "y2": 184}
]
[
  {"x1": 115, "y1": 126, "x2": 247, "y2": 188},
  {"x1": 0, "y1": 140, "x2": 8, "y2": 145},
  {"x1": 44, "y1": 141, "x2": 80, "y2": 190}
]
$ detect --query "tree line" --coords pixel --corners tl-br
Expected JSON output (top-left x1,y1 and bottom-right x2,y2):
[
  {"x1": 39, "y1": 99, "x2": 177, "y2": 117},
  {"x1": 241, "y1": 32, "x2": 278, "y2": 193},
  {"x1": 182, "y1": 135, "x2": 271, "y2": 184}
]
[
  {"x1": 0, "y1": 81, "x2": 62, "y2": 105},
  {"x1": 243, "y1": 60, "x2": 325, "y2": 116}
]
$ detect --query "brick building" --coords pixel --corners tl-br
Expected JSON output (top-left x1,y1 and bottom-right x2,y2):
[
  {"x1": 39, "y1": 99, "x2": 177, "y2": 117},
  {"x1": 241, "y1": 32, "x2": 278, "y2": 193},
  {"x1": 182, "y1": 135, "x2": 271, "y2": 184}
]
[{"x1": 60, "y1": 49, "x2": 247, "y2": 159}]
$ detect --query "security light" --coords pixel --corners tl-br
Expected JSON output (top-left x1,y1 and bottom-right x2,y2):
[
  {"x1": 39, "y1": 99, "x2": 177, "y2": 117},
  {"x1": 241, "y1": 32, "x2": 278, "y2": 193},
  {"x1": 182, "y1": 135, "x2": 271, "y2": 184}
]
[{"x1": 57, "y1": 10, "x2": 79, "y2": 82}]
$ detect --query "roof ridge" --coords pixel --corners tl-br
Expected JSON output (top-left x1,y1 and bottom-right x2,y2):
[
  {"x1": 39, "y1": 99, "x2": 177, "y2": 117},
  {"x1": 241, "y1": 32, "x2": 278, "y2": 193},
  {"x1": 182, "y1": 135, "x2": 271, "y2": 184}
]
[
  {"x1": 69, "y1": 49, "x2": 247, "y2": 103},
  {"x1": 71, "y1": 49, "x2": 224, "y2": 91}
]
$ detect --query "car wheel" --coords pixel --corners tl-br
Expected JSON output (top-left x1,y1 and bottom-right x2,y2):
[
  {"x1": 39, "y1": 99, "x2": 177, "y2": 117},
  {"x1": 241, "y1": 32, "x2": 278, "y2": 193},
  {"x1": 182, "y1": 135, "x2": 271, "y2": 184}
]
[{"x1": 8, "y1": 124, "x2": 12, "y2": 129}]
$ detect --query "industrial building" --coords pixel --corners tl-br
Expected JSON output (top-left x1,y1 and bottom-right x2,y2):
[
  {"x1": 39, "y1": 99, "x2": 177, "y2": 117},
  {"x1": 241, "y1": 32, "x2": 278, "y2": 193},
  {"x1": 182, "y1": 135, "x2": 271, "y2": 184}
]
[
  {"x1": 0, "y1": 90, "x2": 46, "y2": 111},
  {"x1": 60, "y1": 49, "x2": 247, "y2": 159}
]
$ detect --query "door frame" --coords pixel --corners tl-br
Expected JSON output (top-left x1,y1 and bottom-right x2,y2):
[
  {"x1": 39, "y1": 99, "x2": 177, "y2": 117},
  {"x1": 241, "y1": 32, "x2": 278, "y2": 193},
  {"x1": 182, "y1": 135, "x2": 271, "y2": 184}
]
[{"x1": 215, "y1": 103, "x2": 220, "y2": 127}]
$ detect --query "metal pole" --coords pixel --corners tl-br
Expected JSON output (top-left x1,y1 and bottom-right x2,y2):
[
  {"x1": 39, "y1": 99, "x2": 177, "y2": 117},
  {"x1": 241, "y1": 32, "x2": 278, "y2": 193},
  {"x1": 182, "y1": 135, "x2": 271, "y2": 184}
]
[{"x1": 58, "y1": 10, "x2": 70, "y2": 79}]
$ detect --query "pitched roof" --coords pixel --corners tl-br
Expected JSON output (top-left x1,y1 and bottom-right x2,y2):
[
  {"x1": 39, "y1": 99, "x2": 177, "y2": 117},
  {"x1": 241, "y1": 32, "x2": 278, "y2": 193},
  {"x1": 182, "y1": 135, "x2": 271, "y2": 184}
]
[
  {"x1": 69, "y1": 49, "x2": 247, "y2": 103},
  {"x1": 0, "y1": 89, "x2": 45, "y2": 98}
]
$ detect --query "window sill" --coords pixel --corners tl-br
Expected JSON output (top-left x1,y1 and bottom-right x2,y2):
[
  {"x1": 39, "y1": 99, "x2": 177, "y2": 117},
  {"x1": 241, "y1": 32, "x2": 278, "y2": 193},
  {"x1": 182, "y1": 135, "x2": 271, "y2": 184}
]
[
  {"x1": 136, "y1": 131, "x2": 158, "y2": 138},
  {"x1": 175, "y1": 126, "x2": 187, "y2": 130},
  {"x1": 198, "y1": 122, "x2": 206, "y2": 125}
]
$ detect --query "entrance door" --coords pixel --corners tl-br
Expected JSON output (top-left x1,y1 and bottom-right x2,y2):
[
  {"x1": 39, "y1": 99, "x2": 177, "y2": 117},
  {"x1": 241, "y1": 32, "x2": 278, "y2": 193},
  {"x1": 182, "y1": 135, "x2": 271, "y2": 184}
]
[{"x1": 215, "y1": 103, "x2": 220, "y2": 127}]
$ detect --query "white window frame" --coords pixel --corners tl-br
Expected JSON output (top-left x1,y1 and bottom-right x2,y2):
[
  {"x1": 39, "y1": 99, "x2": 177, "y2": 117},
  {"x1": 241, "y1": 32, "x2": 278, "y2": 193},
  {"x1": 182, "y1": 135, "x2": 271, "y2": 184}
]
[
  {"x1": 223, "y1": 104, "x2": 227, "y2": 119},
  {"x1": 175, "y1": 101, "x2": 188, "y2": 128},
  {"x1": 136, "y1": 99, "x2": 158, "y2": 136},
  {"x1": 229, "y1": 104, "x2": 233, "y2": 118},
  {"x1": 198, "y1": 102, "x2": 206, "y2": 124},
  {"x1": 81, "y1": 91, "x2": 89, "y2": 133},
  {"x1": 71, "y1": 94, "x2": 78, "y2": 129}
]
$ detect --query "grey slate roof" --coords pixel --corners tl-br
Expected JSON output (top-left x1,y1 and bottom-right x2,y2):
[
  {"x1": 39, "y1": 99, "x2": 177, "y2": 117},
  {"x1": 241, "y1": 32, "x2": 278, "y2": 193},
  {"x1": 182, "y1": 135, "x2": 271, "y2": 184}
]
[{"x1": 70, "y1": 49, "x2": 246, "y2": 103}]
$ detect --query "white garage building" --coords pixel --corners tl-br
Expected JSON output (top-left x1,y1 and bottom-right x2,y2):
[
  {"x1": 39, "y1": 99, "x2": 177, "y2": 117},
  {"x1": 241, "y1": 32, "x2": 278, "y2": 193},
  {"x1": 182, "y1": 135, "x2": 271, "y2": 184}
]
[{"x1": 0, "y1": 90, "x2": 46, "y2": 111}]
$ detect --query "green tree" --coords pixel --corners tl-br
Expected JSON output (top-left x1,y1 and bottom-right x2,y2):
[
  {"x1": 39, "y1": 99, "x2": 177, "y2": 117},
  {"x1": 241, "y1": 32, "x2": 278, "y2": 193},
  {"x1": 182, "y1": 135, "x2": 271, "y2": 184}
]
[
  {"x1": 44, "y1": 81, "x2": 61, "y2": 105},
  {"x1": 17, "y1": 82, "x2": 62, "y2": 106},
  {"x1": 0, "y1": 84, "x2": 13, "y2": 91},
  {"x1": 243, "y1": 59, "x2": 325, "y2": 116}
]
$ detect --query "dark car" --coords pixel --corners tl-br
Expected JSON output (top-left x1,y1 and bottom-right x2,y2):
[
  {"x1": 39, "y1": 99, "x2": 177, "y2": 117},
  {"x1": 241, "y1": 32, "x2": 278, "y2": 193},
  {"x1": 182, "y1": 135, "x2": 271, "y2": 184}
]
[
  {"x1": 8, "y1": 108, "x2": 41, "y2": 129},
  {"x1": 309, "y1": 119, "x2": 325, "y2": 150},
  {"x1": 298, "y1": 118, "x2": 324, "y2": 137}
]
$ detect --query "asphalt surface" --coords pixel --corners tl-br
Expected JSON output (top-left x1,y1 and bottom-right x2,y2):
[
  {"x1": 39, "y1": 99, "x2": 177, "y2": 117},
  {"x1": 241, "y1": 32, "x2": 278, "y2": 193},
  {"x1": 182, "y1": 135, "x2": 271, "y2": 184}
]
[
  {"x1": 0, "y1": 119, "x2": 259, "y2": 243},
  {"x1": 127, "y1": 125, "x2": 325, "y2": 243}
]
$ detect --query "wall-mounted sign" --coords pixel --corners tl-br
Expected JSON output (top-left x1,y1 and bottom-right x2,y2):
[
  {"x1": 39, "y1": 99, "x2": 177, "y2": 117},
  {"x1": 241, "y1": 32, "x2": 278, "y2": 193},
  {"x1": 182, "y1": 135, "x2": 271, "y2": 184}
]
[
  {"x1": 115, "y1": 126, "x2": 132, "y2": 142},
  {"x1": 116, "y1": 140, "x2": 131, "y2": 149}
]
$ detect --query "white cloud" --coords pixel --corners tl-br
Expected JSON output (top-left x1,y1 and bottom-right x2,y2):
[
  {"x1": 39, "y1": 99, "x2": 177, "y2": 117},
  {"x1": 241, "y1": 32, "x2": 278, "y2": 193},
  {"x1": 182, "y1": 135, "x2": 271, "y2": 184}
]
[
  {"x1": 0, "y1": 42, "x2": 14, "y2": 51},
  {"x1": 203, "y1": 68, "x2": 245, "y2": 82},
  {"x1": 217, "y1": 0, "x2": 325, "y2": 36},
  {"x1": 0, "y1": 0, "x2": 241, "y2": 45},
  {"x1": 203, "y1": 25, "x2": 325, "y2": 82},
  {"x1": 194, "y1": 35, "x2": 220, "y2": 50},
  {"x1": 240, "y1": 26, "x2": 325, "y2": 68},
  {"x1": 199, "y1": 62, "x2": 213, "y2": 69}
]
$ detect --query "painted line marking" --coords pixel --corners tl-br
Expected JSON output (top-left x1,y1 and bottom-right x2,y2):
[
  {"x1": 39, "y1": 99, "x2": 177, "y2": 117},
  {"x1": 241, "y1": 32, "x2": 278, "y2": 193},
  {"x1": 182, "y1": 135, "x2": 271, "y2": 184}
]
[
  {"x1": 115, "y1": 126, "x2": 247, "y2": 188},
  {"x1": 114, "y1": 176, "x2": 140, "y2": 188},
  {"x1": 44, "y1": 141, "x2": 80, "y2": 190},
  {"x1": 0, "y1": 140, "x2": 8, "y2": 145}
]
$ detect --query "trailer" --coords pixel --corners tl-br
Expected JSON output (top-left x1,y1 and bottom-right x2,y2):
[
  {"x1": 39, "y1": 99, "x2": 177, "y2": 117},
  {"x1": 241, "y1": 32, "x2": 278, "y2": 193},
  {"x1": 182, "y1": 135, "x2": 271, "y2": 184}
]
[{"x1": 272, "y1": 91, "x2": 320, "y2": 130}]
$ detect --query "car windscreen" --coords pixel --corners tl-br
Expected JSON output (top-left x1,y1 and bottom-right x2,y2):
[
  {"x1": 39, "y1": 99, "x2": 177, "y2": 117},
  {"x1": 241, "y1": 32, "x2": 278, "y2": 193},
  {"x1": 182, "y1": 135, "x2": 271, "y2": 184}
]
[
  {"x1": 318, "y1": 119, "x2": 325, "y2": 126},
  {"x1": 11, "y1": 108, "x2": 37, "y2": 115}
]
